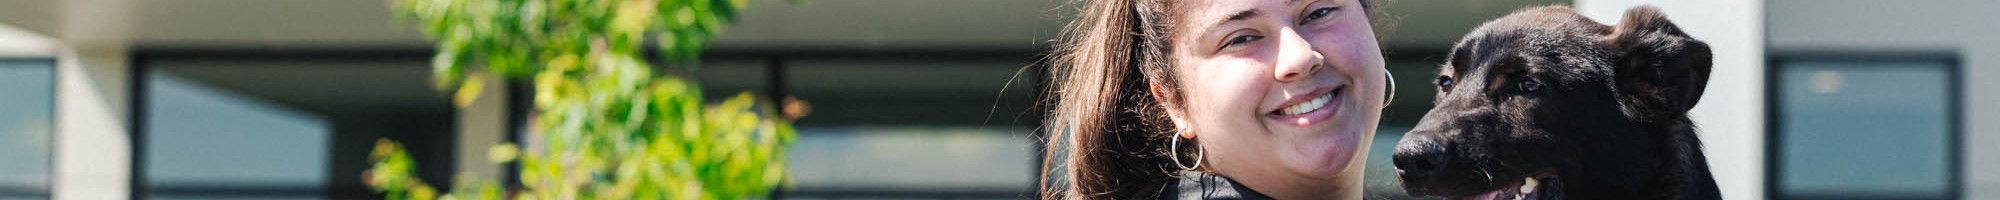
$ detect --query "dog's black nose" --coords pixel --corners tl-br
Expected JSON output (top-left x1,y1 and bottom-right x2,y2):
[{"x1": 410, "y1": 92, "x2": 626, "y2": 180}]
[{"x1": 1393, "y1": 132, "x2": 1449, "y2": 181}]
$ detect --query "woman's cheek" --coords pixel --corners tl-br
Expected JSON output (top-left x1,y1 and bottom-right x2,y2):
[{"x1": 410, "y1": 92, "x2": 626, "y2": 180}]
[
  {"x1": 1311, "y1": 31, "x2": 1378, "y2": 71},
  {"x1": 1189, "y1": 58, "x2": 1269, "y2": 124},
  {"x1": 1221, "y1": 59, "x2": 1272, "y2": 118}
]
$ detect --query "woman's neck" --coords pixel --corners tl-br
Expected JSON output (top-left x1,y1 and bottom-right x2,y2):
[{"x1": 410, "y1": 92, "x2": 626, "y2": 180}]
[
  {"x1": 1267, "y1": 173, "x2": 1364, "y2": 200},
  {"x1": 1209, "y1": 167, "x2": 1366, "y2": 200}
]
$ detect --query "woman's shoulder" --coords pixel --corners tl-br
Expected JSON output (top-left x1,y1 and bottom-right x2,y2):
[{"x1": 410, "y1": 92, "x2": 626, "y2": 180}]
[{"x1": 1159, "y1": 171, "x2": 1273, "y2": 200}]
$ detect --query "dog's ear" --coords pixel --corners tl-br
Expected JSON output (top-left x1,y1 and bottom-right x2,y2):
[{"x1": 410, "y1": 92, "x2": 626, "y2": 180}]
[{"x1": 1605, "y1": 6, "x2": 1711, "y2": 121}]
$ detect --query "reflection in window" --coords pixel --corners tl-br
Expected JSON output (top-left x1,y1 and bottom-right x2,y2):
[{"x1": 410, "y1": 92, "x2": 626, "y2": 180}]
[
  {"x1": 788, "y1": 127, "x2": 1034, "y2": 195},
  {"x1": 145, "y1": 71, "x2": 330, "y2": 200},
  {"x1": 766, "y1": 57, "x2": 1043, "y2": 198},
  {"x1": 137, "y1": 55, "x2": 463, "y2": 199},
  {"x1": 0, "y1": 59, "x2": 53, "y2": 200},
  {"x1": 1774, "y1": 58, "x2": 1957, "y2": 199}
]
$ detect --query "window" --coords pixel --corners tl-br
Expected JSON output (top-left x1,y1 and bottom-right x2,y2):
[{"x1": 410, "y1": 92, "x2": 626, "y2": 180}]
[
  {"x1": 0, "y1": 59, "x2": 54, "y2": 200},
  {"x1": 136, "y1": 53, "x2": 459, "y2": 199},
  {"x1": 1770, "y1": 55, "x2": 1960, "y2": 199},
  {"x1": 144, "y1": 70, "x2": 331, "y2": 200},
  {"x1": 785, "y1": 58, "x2": 1041, "y2": 198},
  {"x1": 690, "y1": 51, "x2": 1045, "y2": 198}
]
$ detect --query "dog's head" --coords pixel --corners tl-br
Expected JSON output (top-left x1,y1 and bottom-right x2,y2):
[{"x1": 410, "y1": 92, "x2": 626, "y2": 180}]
[{"x1": 1391, "y1": 6, "x2": 1710, "y2": 199}]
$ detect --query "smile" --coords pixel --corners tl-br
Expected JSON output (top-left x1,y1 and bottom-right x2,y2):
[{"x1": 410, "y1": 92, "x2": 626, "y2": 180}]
[
  {"x1": 1276, "y1": 89, "x2": 1335, "y2": 115},
  {"x1": 1267, "y1": 86, "x2": 1343, "y2": 126}
]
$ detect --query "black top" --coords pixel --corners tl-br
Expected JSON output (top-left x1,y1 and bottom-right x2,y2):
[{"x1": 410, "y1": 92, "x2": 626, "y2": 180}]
[{"x1": 1160, "y1": 171, "x2": 1273, "y2": 200}]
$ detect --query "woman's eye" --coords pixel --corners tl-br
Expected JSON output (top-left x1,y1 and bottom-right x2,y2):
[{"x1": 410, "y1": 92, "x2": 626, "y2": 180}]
[
  {"x1": 1222, "y1": 35, "x2": 1263, "y2": 49},
  {"x1": 1518, "y1": 79, "x2": 1541, "y2": 93},
  {"x1": 1435, "y1": 76, "x2": 1454, "y2": 89},
  {"x1": 1302, "y1": 7, "x2": 1338, "y2": 22}
]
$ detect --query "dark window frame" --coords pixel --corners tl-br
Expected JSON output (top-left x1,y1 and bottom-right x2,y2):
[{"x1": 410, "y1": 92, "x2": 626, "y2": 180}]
[
  {"x1": 1764, "y1": 52, "x2": 1964, "y2": 200},
  {"x1": 125, "y1": 47, "x2": 1051, "y2": 199},
  {"x1": 129, "y1": 48, "x2": 445, "y2": 200}
]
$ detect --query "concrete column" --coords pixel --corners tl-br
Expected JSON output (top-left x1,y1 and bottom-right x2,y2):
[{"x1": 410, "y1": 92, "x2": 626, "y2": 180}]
[
  {"x1": 1965, "y1": 41, "x2": 1999, "y2": 200},
  {"x1": 48, "y1": 0, "x2": 135, "y2": 199},
  {"x1": 52, "y1": 43, "x2": 130, "y2": 200},
  {"x1": 455, "y1": 74, "x2": 510, "y2": 182}
]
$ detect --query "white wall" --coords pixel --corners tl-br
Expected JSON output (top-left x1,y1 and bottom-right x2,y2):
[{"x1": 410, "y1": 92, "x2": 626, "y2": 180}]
[
  {"x1": 1, "y1": 0, "x2": 140, "y2": 199},
  {"x1": 1765, "y1": 1, "x2": 2000, "y2": 199},
  {"x1": 55, "y1": 0, "x2": 137, "y2": 198},
  {"x1": 53, "y1": 44, "x2": 130, "y2": 200},
  {"x1": 0, "y1": 25, "x2": 57, "y2": 59},
  {"x1": 0, "y1": 24, "x2": 136, "y2": 200},
  {"x1": 1574, "y1": 1, "x2": 1766, "y2": 199}
]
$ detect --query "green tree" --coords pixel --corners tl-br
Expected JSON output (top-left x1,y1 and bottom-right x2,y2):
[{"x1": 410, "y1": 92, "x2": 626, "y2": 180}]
[{"x1": 362, "y1": 0, "x2": 796, "y2": 199}]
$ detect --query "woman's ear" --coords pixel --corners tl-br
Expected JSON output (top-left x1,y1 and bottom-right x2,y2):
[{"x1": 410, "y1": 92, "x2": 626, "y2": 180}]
[{"x1": 1150, "y1": 82, "x2": 1196, "y2": 139}]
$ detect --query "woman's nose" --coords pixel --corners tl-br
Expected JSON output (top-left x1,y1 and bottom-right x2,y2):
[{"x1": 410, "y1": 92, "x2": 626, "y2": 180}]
[{"x1": 1273, "y1": 27, "x2": 1324, "y2": 82}]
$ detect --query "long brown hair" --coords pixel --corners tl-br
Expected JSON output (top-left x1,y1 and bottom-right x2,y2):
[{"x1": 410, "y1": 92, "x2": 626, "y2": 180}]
[
  {"x1": 1038, "y1": 0, "x2": 1378, "y2": 199},
  {"x1": 1039, "y1": 0, "x2": 1183, "y2": 199}
]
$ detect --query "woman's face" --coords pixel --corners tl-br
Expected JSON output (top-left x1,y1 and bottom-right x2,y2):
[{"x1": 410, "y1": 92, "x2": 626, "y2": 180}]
[{"x1": 1167, "y1": 0, "x2": 1386, "y2": 190}]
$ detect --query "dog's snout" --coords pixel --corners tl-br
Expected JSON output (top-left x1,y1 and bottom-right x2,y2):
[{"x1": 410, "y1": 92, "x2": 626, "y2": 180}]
[{"x1": 1393, "y1": 133, "x2": 1448, "y2": 180}]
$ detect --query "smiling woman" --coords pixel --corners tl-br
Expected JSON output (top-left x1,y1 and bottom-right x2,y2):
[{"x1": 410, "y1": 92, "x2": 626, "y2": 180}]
[{"x1": 1039, "y1": 0, "x2": 1391, "y2": 199}]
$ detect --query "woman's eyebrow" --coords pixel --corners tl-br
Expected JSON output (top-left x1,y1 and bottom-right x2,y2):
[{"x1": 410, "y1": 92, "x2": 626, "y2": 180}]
[{"x1": 1208, "y1": 9, "x2": 1261, "y2": 30}]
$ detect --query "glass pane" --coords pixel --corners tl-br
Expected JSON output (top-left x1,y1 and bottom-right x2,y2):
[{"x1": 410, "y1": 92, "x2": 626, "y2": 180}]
[
  {"x1": 780, "y1": 58, "x2": 1040, "y2": 198},
  {"x1": 144, "y1": 71, "x2": 330, "y2": 192},
  {"x1": 0, "y1": 59, "x2": 53, "y2": 198},
  {"x1": 788, "y1": 127, "x2": 1033, "y2": 191},
  {"x1": 152, "y1": 195, "x2": 321, "y2": 200},
  {"x1": 139, "y1": 56, "x2": 459, "y2": 199},
  {"x1": 139, "y1": 55, "x2": 460, "y2": 200},
  {"x1": 784, "y1": 59, "x2": 1038, "y2": 126},
  {"x1": 1777, "y1": 59, "x2": 1954, "y2": 199}
]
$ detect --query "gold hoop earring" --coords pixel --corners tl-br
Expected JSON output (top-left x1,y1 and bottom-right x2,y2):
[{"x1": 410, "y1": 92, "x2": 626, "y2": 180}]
[
  {"x1": 1169, "y1": 134, "x2": 1204, "y2": 171},
  {"x1": 1384, "y1": 69, "x2": 1396, "y2": 108}
]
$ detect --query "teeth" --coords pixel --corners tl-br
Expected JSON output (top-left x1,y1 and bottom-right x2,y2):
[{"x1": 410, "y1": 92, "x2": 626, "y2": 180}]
[
  {"x1": 1277, "y1": 92, "x2": 1334, "y2": 115},
  {"x1": 1514, "y1": 177, "x2": 1540, "y2": 200}
]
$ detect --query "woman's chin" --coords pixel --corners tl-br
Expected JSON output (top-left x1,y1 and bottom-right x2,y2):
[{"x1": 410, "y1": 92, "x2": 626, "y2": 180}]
[
  {"x1": 1259, "y1": 93, "x2": 1378, "y2": 180},
  {"x1": 1284, "y1": 125, "x2": 1369, "y2": 179}
]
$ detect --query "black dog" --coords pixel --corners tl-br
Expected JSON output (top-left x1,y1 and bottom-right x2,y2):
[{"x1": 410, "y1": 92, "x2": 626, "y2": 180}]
[{"x1": 1391, "y1": 6, "x2": 1719, "y2": 200}]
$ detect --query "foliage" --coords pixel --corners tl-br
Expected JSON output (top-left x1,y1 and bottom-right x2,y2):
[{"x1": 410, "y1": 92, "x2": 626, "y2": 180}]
[{"x1": 364, "y1": 0, "x2": 797, "y2": 199}]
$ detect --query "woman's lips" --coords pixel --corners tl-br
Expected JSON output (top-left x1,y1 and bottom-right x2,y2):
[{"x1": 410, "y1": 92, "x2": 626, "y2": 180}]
[{"x1": 1267, "y1": 86, "x2": 1343, "y2": 127}]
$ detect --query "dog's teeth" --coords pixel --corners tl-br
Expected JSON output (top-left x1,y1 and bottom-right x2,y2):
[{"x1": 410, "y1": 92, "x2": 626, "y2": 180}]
[
  {"x1": 1522, "y1": 177, "x2": 1539, "y2": 194},
  {"x1": 1521, "y1": 177, "x2": 1539, "y2": 195}
]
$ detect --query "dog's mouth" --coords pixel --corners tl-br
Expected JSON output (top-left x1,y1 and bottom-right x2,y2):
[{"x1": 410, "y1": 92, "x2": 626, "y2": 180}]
[{"x1": 1440, "y1": 171, "x2": 1561, "y2": 200}]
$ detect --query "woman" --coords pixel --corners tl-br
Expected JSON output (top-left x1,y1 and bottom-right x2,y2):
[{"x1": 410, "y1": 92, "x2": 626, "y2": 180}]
[{"x1": 1039, "y1": 0, "x2": 1390, "y2": 199}]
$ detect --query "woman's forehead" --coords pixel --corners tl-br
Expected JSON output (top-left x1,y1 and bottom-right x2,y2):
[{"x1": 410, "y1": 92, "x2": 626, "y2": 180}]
[{"x1": 1178, "y1": 0, "x2": 1334, "y2": 30}]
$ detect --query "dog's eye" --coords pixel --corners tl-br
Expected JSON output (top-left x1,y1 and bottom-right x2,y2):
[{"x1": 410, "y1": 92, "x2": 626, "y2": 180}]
[
  {"x1": 1518, "y1": 79, "x2": 1542, "y2": 93},
  {"x1": 1435, "y1": 76, "x2": 1454, "y2": 90}
]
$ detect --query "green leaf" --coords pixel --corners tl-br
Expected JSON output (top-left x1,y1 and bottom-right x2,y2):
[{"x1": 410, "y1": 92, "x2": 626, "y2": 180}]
[{"x1": 374, "y1": 0, "x2": 801, "y2": 199}]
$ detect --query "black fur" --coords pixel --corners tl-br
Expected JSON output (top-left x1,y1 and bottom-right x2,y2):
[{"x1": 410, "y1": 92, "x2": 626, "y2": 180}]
[{"x1": 1391, "y1": 5, "x2": 1720, "y2": 200}]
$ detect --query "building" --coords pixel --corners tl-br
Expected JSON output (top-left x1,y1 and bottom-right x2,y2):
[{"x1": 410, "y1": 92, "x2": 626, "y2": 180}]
[{"x1": 0, "y1": 0, "x2": 1990, "y2": 199}]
